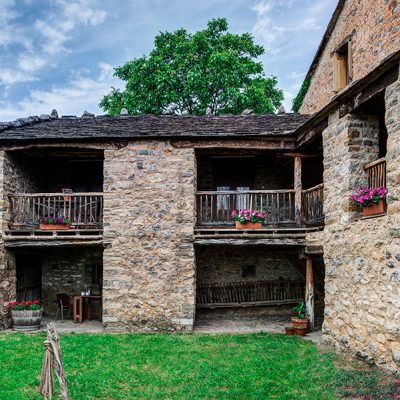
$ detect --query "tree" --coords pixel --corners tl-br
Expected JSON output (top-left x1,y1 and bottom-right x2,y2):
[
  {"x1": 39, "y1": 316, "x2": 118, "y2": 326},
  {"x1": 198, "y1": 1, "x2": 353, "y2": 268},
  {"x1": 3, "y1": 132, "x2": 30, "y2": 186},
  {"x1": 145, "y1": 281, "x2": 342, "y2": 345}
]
[
  {"x1": 100, "y1": 18, "x2": 283, "y2": 116},
  {"x1": 292, "y1": 78, "x2": 310, "y2": 113}
]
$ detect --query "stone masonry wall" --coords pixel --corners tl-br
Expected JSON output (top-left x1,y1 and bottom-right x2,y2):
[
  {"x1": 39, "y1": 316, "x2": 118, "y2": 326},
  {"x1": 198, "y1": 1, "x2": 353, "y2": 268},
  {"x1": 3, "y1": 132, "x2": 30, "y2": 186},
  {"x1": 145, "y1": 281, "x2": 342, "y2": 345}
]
[
  {"x1": 0, "y1": 151, "x2": 17, "y2": 329},
  {"x1": 301, "y1": 0, "x2": 400, "y2": 114},
  {"x1": 322, "y1": 67, "x2": 400, "y2": 370},
  {"x1": 196, "y1": 246, "x2": 303, "y2": 284},
  {"x1": 42, "y1": 247, "x2": 103, "y2": 316},
  {"x1": 103, "y1": 140, "x2": 196, "y2": 332}
]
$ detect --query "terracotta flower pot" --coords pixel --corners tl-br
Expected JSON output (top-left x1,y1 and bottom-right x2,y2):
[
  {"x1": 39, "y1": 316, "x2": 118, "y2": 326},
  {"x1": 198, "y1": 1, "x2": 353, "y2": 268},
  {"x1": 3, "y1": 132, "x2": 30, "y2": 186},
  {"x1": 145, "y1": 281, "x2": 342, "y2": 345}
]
[
  {"x1": 362, "y1": 200, "x2": 387, "y2": 217},
  {"x1": 235, "y1": 221, "x2": 262, "y2": 230},
  {"x1": 285, "y1": 326, "x2": 295, "y2": 336},
  {"x1": 295, "y1": 326, "x2": 307, "y2": 336},
  {"x1": 40, "y1": 223, "x2": 71, "y2": 230},
  {"x1": 11, "y1": 309, "x2": 42, "y2": 331},
  {"x1": 291, "y1": 317, "x2": 309, "y2": 329}
]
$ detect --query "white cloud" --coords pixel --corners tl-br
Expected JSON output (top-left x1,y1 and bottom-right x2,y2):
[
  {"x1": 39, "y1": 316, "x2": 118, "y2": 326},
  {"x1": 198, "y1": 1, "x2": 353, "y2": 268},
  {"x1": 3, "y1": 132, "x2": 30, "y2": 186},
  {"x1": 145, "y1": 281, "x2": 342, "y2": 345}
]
[
  {"x1": 18, "y1": 54, "x2": 47, "y2": 73},
  {"x1": 36, "y1": 0, "x2": 107, "y2": 55},
  {"x1": 0, "y1": 68, "x2": 35, "y2": 86},
  {"x1": 0, "y1": 63, "x2": 121, "y2": 121},
  {"x1": 252, "y1": 0, "x2": 320, "y2": 47}
]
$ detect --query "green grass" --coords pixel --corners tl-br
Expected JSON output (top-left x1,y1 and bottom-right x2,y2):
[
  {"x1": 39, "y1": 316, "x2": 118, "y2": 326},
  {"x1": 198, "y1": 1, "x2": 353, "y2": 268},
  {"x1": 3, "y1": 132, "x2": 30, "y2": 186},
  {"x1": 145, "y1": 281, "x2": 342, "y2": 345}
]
[{"x1": 0, "y1": 332, "x2": 396, "y2": 400}]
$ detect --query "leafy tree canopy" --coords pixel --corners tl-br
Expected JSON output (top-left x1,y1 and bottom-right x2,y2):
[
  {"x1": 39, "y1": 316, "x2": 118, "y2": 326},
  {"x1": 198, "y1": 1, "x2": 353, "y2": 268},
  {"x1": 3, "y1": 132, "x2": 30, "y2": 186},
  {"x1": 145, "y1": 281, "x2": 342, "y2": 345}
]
[
  {"x1": 292, "y1": 78, "x2": 310, "y2": 113},
  {"x1": 100, "y1": 18, "x2": 284, "y2": 116}
]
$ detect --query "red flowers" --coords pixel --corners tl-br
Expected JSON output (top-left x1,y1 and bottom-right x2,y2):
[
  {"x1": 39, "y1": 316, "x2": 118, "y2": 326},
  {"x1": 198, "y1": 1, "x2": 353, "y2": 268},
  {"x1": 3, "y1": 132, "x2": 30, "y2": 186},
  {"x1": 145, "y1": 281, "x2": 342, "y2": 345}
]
[{"x1": 7, "y1": 300, "x2": 41, "y2": 310}]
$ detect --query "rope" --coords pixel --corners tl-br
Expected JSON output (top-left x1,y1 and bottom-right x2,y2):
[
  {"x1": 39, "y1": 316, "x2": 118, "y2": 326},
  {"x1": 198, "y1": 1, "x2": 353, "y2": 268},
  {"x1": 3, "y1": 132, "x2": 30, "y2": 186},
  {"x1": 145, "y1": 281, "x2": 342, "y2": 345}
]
[{"x1": 40, "y1": 340, "x2": 54, "y2": 400}]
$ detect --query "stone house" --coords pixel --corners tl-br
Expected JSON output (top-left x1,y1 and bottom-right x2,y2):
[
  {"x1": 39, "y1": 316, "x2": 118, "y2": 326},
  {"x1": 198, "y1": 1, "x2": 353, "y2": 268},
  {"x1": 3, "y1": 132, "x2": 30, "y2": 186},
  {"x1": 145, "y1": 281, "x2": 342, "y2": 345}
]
[{"x1": 0, "y1": 0, "x2": 399, "y2": 371}]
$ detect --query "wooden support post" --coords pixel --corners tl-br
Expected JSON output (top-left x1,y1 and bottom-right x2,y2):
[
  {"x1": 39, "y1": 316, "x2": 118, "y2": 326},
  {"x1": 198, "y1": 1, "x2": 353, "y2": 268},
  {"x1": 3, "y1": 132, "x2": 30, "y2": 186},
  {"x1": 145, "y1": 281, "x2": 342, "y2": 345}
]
[
  {"x1": 305, "y1": 258, "x2": 314, "y2": 331},
  {"x1": 294, "y1": 156, "x2": 302, "y2": 226}
]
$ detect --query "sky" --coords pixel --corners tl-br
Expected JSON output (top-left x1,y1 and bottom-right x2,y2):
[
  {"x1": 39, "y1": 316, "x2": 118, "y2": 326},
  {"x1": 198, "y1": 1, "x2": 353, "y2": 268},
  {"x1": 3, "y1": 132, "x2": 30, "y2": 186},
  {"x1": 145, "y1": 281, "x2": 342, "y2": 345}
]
[{"x1": 0, "y1": 0, "x2": 337, "y2": 122}]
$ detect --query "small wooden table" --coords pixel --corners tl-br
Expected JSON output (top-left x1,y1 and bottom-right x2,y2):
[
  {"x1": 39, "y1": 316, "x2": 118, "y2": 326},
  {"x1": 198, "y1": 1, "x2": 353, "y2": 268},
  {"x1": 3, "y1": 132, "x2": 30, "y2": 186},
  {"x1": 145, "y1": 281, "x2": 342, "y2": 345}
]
[{"x1": 73, "y1": 295, "x2": 102, "y2": 323}]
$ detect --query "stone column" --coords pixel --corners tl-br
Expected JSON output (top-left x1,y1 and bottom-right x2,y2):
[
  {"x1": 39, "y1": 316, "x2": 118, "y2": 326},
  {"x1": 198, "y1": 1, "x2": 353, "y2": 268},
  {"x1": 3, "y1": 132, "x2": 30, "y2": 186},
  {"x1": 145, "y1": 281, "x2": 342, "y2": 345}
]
[{"x1": 294, "y1": 156, "x2": 302, "y2": 226}]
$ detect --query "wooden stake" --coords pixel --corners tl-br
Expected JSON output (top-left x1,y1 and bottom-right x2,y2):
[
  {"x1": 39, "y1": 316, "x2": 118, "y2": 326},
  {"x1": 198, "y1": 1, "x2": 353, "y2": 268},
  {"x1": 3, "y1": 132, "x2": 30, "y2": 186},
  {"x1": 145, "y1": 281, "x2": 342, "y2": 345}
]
[
  {"x1": 305, "y1": 258, "x2": 314, "y2": 331},
  {"x1": 40, "y1": 323, "x2": 70, "y2": 400}
]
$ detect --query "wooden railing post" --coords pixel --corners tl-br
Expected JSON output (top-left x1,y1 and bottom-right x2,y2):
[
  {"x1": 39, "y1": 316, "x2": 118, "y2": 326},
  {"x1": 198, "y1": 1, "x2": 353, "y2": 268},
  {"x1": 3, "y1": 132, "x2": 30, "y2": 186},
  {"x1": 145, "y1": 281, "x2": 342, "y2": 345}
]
[
  {"x1": 305, "y1": 258, "x2": 314, "y2": 331},
  {"x1": 294, "y1": 156, "x2": 302, "y2": 226}
]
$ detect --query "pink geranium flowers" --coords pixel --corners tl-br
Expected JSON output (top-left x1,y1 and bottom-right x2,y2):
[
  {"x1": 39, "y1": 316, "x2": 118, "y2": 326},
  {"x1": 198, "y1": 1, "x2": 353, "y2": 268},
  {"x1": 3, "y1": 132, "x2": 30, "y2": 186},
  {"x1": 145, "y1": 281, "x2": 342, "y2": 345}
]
[
  {"x1": 351, "y1": 186, "x2": 387, "y2": 207},
  {"x1": 231, "y1": 209, "x2": 266, "y2": 224}
]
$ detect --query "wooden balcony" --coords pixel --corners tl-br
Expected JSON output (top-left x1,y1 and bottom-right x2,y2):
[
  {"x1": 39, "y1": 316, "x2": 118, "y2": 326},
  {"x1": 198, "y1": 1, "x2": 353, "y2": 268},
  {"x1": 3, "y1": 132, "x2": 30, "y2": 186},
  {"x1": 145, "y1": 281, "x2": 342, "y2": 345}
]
[
  {"x1": 6, "y1": 193, "x2": 103, "y2": 241},
  {"x1": 364, "y1": 157, "x2": 386, "y2": 188},
  {"x1": 195, "y1": 184, "x2": 324, "y2": 230}
]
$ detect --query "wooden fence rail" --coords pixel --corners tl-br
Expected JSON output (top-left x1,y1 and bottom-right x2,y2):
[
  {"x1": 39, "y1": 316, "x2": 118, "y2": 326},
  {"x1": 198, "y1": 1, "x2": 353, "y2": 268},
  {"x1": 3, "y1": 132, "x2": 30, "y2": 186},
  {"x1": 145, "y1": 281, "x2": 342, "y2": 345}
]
[
  {"x1": 9, "y1": 193, "x2": 103, "y2": 229},
  {"x1": 196, "y1": 280, "x2": 304, "y2": 308},
  {"x1": 196, "y1": 190, "x2": 296, "y2": 225},
  {"x1": 364, "y1": 157, "x2": 386, "y2": 188},
  {"x1": 301, "y1": 184, "x2": 324, "y2": 225}
]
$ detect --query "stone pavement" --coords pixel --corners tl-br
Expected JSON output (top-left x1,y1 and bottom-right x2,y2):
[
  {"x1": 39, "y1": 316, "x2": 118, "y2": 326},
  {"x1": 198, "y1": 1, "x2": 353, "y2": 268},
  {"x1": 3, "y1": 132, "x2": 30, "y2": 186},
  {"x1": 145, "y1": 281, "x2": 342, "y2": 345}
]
[{"x1": 194, "y1": 313, "x2": 322, "y2": 344}]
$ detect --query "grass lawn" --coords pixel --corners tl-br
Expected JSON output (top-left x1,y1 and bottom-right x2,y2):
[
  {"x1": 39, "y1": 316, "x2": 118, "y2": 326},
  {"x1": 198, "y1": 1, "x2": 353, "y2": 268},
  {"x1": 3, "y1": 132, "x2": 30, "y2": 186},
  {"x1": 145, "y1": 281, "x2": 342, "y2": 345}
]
[{"x1": 0, "y1": 332, "x2": 398, "y2": 400}]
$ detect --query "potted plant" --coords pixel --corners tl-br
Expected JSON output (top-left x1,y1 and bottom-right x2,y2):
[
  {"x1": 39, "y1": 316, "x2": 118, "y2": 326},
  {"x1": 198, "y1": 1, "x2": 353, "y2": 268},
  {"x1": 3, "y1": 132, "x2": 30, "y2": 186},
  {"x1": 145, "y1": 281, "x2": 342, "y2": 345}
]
[
  {"x1": 291, "y1": 301, "x2": 308, "y2": 329},
  {"x1": 231, "y1": 209, "x2": 266, "y2": 230},
  {"x1": 294, "y1": 326, "x2": 307, "y2": 336},
  {"x1": 61, "y1": 188, "x2": 73, "y2": 202},
  {"x1": 8, "y1": 300, "x2": 42, "y2": 331},
  {"x1": 40, "y1": 216, "x2": 71, "y2": 230},
  {"x1": 351, "y1": 186, "x2": 388, "y2": 217},
  {"x1": 285, "y1": 326, "x2": 295, "y2": 336}
]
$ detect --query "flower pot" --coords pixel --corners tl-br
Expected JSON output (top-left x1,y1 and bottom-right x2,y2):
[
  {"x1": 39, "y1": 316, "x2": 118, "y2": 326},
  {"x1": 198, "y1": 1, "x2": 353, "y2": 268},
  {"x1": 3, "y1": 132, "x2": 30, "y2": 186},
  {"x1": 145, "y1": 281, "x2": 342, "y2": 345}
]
[
  {"x1": 295, "y1": 326, "x2": 307, "y2": 336},
  {"x1": 285, "y1": 326, "x2": 295, "y2": 336},
  {"x1": 291, "y1": 317, "x2": 309, "y2": 329},
  {"x1": 40, "y1": 223, "x2": 71, "y2": 230},
  {"x1": 63, "y1": 195, "x2": 71, "y2": 202},
  {"x1": 11, "y1": 309, "x2": 42, "y2": 331},
  {"x1": 362, "y1": 200, "x2": 387, "y2": 217},
  {"x1": 235, "y1": 221, "x2": 262, "y2": 230}
]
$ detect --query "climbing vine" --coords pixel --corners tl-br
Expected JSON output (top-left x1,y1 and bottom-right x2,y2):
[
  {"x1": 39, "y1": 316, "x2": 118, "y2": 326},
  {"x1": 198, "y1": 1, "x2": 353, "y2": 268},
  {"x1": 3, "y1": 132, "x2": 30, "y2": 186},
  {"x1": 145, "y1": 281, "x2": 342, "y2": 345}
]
[{"x1": 292, "y1": 78, "x2": 311, "y2": 113}]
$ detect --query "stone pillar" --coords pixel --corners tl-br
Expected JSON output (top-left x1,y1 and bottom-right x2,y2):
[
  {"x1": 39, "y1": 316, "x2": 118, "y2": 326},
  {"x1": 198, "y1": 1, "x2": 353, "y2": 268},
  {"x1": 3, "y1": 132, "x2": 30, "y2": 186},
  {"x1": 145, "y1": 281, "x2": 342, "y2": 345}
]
[
  {"x1": 0, "y1": 151, "x2": 16, "y2": 329},
  {"x1": 102, "y1": 141, "x2": 196, "y2": 332},
  {"x1": 383, "y1": 64, "x2": 400, "y2": 367},
  {"x1": 294, "y1": 156, "x2": 302, "y2": 226},
  {"x1": 322, "y1": 110, "x2": 382, "y2": 362}
]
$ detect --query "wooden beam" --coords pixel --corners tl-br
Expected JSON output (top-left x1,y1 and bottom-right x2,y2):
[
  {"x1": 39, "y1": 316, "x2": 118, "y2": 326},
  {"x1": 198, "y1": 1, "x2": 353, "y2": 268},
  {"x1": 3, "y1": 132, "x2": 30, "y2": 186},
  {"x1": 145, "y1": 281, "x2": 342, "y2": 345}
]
[
  {"x1": 194, "y1": 238, "x2": 306, "y2": 246},
  {"x1": 170, "y1": 139, "x2": 296, "y2": 150},
  {"x1": 294, "y1": 156, "x2": 302, "y2": 226},
  {"x1": 305, "y1": 258, "x2": 314, "y2": 331}
]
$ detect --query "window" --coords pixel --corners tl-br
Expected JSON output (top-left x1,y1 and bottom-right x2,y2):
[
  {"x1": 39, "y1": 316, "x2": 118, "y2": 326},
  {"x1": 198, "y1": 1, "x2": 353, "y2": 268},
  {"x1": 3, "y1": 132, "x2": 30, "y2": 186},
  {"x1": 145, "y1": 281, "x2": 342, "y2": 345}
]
[
  {"x1": 333, "y1": 40, "x2": 353, "y2": 92},
  {"x1": 242, "y1": 265, "x2": 256, "y2": 278}
]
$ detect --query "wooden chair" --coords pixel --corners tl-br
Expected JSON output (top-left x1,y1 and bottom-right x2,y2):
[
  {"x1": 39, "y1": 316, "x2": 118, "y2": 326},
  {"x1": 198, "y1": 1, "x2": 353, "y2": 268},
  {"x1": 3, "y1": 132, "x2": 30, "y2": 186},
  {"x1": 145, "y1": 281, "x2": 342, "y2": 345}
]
[{"x1": 55, "y1": 293, "x2": 71, "y2": 321}]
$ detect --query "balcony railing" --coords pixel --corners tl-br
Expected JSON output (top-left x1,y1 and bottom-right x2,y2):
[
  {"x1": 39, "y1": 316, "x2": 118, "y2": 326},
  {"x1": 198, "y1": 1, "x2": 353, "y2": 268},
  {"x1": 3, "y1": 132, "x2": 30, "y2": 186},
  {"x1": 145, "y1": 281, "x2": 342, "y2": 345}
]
[
  {"x1": 196, "y1": 185, "x2": 324, "y2": 227},
  {"x1": 302, "y1": 184, "x2": 324, "y2": 225},
  {"x1": 364, "y1": 157, "x2": 386, "y2": 188},
  {"x1": 8, "y1": 193, "x2": 103, "y2": 230},
  {"x1": 196, "y1": 280, "x2": 304, "y2": 308},
  {"x1": 196, "y1": 190, "x2": 296, "y2": 226}
]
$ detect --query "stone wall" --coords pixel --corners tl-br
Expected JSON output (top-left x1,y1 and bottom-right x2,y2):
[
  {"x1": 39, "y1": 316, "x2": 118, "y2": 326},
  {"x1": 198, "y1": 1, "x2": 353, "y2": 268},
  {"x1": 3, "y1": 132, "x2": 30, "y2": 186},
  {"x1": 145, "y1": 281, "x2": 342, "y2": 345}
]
[
  {"x1": 322, "y1": 67, "x2": 400, "y2": 370},
  {"x1": 301, "y1": 0, "x2": 400, "y2": 114},
  {"x1": 103, "y1": 140, "x2": 196, "y2": 331},
  {"x1": 196, "y1": 246, "x2": 303, "y2": 284},
  {"x1": 41, "y1": 247, "x2": 103, "y2": 315}
]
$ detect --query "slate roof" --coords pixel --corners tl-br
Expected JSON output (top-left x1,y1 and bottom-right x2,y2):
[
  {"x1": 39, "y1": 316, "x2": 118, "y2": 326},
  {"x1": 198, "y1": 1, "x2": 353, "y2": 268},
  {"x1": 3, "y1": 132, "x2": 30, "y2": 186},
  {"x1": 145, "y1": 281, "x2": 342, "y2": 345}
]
[{"x1": 0, "y1": 113, "x2": 310, "y2": 143}]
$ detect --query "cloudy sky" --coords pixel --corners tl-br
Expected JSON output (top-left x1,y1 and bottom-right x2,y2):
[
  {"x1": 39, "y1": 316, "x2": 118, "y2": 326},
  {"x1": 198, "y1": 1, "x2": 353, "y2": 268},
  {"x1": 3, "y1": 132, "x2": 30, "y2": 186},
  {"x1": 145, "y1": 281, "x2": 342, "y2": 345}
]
[{"x1": 0, "y1": 0, "x2": 337, "y2": 122}]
